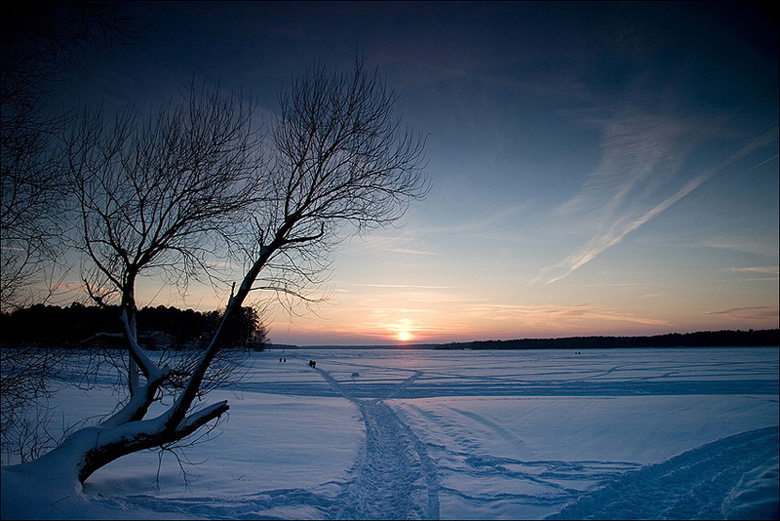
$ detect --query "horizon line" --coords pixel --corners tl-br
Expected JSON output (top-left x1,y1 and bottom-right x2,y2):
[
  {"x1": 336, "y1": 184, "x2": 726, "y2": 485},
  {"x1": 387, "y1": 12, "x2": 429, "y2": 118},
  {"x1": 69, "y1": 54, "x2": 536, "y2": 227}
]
[{"x1": 267, "y1": 328, "x2": 779, "y2": 349}]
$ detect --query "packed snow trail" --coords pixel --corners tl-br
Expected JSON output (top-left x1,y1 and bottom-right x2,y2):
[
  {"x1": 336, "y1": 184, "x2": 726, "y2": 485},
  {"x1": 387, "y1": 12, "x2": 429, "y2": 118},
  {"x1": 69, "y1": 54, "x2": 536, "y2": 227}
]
[{"x1": 317, "y1": 368, "x2": 440, "y2": 520}]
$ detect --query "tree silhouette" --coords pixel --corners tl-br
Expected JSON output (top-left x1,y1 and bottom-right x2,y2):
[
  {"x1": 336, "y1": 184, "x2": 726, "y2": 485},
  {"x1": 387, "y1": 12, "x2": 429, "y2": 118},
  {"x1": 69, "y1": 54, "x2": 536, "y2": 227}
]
[
  {"x1": 6, "y1": 58, "x2": 427, "y2": 486},
  {"x1": 1, "y1": 1, "x2": 138, "y2": 309},
  {"x1": 1, "y1": 0, "x2": 140, "y2": 466}
]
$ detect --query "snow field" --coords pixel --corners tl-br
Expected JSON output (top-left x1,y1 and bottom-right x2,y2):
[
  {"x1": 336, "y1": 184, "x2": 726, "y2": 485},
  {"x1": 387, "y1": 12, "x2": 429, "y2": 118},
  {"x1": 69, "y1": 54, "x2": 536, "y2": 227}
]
[{"x1": 2, "y1": 347, "x2": 778, "y2": 519}]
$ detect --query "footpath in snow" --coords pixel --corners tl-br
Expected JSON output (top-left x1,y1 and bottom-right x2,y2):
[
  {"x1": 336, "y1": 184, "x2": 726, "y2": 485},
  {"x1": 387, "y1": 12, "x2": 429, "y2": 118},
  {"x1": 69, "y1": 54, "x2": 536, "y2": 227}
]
[{"x1": 317, "y1": 367, "x2": 440, "y2": 520}]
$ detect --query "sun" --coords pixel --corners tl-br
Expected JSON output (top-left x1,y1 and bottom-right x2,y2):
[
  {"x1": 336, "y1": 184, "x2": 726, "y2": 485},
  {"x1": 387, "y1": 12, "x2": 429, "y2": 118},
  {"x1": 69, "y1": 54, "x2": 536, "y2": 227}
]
[{"x1": 397, "y1": 330, "x2": 412, "y2": 342}]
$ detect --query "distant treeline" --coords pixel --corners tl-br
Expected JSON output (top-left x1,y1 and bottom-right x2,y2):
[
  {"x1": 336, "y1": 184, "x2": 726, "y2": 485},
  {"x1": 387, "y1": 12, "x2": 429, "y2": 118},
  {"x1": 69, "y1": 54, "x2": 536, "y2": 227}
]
[
  {"x1": 0, "y1": 303, "x2": 266, "y2": 350},
  {"x1": 434, "y1": 329, "x2": 779, "y2": 350}
]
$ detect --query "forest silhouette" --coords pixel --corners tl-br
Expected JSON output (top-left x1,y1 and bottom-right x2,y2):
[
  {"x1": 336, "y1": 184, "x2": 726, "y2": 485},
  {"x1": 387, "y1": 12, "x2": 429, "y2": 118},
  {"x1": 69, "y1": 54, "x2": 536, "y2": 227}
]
[{"x1": 0, "y1": 303, "x2": 266, "y2": 349}]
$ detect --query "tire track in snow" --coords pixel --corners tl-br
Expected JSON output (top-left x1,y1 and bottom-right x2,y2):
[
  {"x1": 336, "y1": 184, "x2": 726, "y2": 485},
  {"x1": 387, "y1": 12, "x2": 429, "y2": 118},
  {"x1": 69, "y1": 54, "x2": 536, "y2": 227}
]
[{"x1": 316, "y1": 368, "x2": 439, "y2": 520}]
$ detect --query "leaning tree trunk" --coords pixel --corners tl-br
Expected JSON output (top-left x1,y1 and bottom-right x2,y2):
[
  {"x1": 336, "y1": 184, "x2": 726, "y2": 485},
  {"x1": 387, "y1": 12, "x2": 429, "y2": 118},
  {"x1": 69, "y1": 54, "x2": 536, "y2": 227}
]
[
  {"x1": 4, "y1": 58, "x2": 427, "y2": 492},
  {"x1": 5, "y1": 243, "x2": 277, "y2": 487}
]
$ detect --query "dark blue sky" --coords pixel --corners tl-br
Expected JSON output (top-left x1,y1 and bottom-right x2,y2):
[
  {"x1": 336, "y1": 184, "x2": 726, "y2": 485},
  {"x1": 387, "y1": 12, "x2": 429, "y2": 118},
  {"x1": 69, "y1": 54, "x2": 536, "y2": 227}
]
[{"x1": 59, "y1": 1, "x2": 778, "y2": 344}]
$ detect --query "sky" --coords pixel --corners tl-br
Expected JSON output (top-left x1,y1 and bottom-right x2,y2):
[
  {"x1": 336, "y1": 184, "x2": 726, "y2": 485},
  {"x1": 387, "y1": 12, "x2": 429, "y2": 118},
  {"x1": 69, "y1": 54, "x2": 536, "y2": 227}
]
[{"x1": 53, "y1": 1, "x2": 778, "y2": 345}]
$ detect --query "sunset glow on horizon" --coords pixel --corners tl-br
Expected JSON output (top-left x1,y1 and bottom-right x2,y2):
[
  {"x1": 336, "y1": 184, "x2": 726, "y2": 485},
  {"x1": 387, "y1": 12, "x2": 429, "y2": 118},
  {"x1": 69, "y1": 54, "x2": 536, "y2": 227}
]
[{"x1": 53, "y1": 2, "x2": 777, "y2": 346}]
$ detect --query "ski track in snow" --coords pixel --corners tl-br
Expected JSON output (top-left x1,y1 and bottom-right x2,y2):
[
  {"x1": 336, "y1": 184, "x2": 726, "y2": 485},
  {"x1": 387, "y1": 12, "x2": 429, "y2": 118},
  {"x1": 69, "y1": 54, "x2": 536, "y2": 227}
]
[
  {"x1": 317, "y1": 368, "x2": 440, "y2": 520},
  {"x1": 394, "y1": 402, "x2": 643, "y2": 518}
]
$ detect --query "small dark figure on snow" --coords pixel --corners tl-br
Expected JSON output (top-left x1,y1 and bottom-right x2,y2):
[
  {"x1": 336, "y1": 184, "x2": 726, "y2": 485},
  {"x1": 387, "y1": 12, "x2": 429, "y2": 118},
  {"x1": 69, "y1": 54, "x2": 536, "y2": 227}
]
[{"x1": 308, "y1": 360, "x2": 316, "y2": 368}]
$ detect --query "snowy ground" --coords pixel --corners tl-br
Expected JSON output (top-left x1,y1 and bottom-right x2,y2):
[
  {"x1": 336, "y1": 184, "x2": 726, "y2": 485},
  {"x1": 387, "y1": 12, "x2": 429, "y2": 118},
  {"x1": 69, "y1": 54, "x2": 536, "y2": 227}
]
[{"x1": 2, "y1": 347, "x2": 778, "y2": 520}]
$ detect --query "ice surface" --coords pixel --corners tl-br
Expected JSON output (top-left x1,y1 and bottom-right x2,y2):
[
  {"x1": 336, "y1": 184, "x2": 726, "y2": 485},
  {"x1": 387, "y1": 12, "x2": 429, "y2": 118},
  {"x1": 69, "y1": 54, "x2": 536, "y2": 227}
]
[{"x1": 2, "y1": 347, "x2": 778, "y2": 519}]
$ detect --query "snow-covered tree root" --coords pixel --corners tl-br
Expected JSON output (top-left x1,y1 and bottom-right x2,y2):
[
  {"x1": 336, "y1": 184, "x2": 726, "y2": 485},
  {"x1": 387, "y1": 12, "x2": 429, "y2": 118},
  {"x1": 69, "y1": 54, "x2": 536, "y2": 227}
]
[
  {"x1": 4, "y1": 400, "x2": 227, "y2": 484},
  {"x1": 1, "y1": 297, "x2": 235, "y2": 487}
]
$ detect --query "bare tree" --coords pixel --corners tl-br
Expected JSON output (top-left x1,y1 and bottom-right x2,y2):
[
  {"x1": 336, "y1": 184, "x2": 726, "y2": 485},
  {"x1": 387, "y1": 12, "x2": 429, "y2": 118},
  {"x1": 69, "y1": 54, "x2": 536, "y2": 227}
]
[
  {"x1": 244, "y1": 59, "x2": 429, "y2": 307},
  {"x1": 0, "y1": 1, "x2": 138, "y2": 310},
  {"x1": 67, "y1": 79, "x2": 262, "y2": 418},
  {"x1": 0, "y1": 346, "x2": 69, "y2": 465},
  {"x1": 68, "y1": 82, "x2": 262, "y2": 317},
  {"x1": 7, "y1": 59, "x2": 427, "y2": 488},
  {"x1": 150, "y1": 58, "x2": 428, "y2": 476},
  {"x1": 1, "y1": 1, "x2": 140, "y2": 468}
]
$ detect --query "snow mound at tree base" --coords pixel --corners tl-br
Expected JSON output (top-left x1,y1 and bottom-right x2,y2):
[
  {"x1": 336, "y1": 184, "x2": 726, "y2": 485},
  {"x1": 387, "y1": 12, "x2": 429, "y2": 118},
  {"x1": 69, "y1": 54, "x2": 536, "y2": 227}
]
[{"x1": 1, "y1": 463, "x2": 185, "y2": 520}]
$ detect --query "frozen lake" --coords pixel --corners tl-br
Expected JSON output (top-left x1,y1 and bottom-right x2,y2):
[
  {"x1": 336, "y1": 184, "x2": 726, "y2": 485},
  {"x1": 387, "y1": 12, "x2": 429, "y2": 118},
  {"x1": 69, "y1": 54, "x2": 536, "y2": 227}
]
[{"x1": 5, "y1": 347, "x2": 779, "y2": 519}]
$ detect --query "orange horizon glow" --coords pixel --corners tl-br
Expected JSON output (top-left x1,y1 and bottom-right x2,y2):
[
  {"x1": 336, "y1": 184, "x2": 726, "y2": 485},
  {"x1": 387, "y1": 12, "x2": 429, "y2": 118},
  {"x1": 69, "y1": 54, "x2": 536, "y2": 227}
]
[{"x1": 116, "y1": 272, "x2": 778, "y2": 347}]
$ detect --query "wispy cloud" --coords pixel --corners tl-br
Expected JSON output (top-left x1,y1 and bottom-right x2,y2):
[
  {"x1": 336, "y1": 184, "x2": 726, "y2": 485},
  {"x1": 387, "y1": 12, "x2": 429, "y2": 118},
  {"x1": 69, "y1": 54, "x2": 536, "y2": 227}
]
[
  {"x1": 341, "y1": 233, "x2": 438, "y2": 257},
  {"x1": 556, "y1": 109, "x2": 698, "y2": 219},
  {"x1": 403, "y1": 202, "x2": 534, "y2": 241},
  {"x1": 337, "y1": 282, "x2": 456, "y2": 290},
  {"x1": 463, "y1": 302, "x2": 670, "y2": 326},
  {"x1": 700, "y1": 236, "x2": 780, "y2": 258},
  {"x1": 704, "y1": 306, "x2": 779, "y2": 320},
  {"x1": 531, "y1": 172, "x2": 710, "y2": 286},
  {"x1": 728, "y1": 266, "x2": 779, "y2": 276},
  {"x1": 531, "y1": 121, "x2": 779, "y2": 286}
]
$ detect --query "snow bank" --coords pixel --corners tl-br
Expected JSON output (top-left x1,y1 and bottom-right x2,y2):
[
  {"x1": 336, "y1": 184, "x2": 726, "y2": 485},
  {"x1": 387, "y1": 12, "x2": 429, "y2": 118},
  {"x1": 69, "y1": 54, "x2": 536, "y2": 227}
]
[{"x1": 546, "y1": 426, "x2": 779, "y2": 520}]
